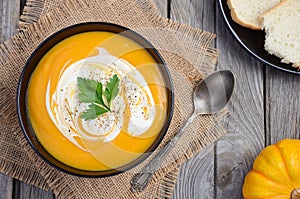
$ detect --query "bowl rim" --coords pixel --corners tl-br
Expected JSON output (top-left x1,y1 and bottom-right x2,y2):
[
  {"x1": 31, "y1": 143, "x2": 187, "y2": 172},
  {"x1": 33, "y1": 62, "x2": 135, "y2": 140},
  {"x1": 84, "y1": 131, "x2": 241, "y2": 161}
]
[{"x1": 17, "y1": 22, "x2": 174, "y2": 178}]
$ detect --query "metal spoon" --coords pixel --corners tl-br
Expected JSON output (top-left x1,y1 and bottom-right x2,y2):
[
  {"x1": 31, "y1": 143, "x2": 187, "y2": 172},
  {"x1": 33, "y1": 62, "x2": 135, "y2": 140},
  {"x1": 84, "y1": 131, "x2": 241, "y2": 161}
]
[{"x1": 130, "y1": 70, "x2": 235, "y2": 192}]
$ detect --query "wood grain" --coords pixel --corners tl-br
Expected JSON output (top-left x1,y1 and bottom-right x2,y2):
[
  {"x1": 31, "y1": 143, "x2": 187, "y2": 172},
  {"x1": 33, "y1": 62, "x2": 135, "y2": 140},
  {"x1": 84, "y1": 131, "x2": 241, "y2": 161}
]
[
  {"x1": 265, "y1": 68, "x2": 300, "y2": 144},
  {"x1": 170, "y1": 0, "x2": 216, "y2": 198},
  {"x1": 170, "y1": 0, "x2": 216, "y2": 33},
  {"x1": 215, "y1": 1, "x2": 265, "y2": 198},
  {"x1": 174, "y1": 145, "x2": 215, "y2": 199},
  {"x1": 13, "y1": 181, "x2": 54, "y2": 199},
  {"x1": 0, "y1": 174, "x2": 12, "y2": 199},
  {"x1": 0, "y1": 0, "x2": 19, "y2": 41},
  {"x1": 152, "y1": 0, "x2": 168, "y2": 17}
]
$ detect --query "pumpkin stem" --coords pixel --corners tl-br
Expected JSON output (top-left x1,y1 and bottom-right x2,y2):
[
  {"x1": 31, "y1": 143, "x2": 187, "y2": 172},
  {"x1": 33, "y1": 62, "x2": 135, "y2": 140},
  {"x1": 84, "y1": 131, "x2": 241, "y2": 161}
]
[{"x1": 291, "y1": 188, "x2": 300, "y2": 199}]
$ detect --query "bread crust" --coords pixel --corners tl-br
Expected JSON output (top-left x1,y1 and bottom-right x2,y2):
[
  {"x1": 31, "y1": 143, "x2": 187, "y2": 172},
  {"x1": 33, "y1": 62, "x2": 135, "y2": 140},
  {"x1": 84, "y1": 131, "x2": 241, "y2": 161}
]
[
  {"x1": 260, "y1": 0, "x2": 300, "y2": 69},
  {"x1": 259, "y1": 0, "x2": 288, "y2": 21},
  {"x1": 227, "y1": 0, "x2": 262, "y2": 30}
]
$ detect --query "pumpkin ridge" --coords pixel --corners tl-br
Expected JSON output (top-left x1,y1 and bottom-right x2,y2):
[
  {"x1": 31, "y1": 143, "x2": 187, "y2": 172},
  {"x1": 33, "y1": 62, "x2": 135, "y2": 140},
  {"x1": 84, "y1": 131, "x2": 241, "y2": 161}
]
[
  {"x1": 252, "y1": 169, "x2": 279, "y2": 184},
  {"x1": 252, "y1": 168, "x2": 292, "y2": 191},
  {"x1": 274, "y1": 143, "x2": 294, "y2": 184}
]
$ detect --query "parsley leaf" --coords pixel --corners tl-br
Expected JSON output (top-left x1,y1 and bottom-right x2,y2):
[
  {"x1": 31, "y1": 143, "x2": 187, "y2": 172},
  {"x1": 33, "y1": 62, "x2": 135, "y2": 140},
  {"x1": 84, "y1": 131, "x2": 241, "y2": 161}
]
[
  {"x1": 80, "y1": 104, "x2": 109, "y2": 120},
  {"x1": 77, "y1": 78, "x2": 98, "y2": 103},
  {"x1": 104, "y1": 74, "x2": 120, "y2": 106},
  {"x1": 77, "y1": 74, "x2": 120, "y2": 121},
  {"x1": 95, "y1": 82, "x2": 106, "y2": 107}
]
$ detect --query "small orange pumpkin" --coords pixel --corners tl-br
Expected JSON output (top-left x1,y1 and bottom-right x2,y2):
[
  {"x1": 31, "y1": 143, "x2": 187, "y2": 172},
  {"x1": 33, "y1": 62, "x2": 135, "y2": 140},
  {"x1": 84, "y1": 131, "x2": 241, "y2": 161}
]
[{"x1": 243, "y1": 139, "x2": 300, "y2": 199}]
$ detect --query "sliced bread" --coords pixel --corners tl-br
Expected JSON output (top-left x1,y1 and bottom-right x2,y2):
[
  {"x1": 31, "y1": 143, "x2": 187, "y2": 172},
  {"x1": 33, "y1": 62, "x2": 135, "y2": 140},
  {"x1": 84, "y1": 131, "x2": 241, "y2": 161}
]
[
  {"x1": 227, "y1": 0, "x2": 281, "y2": 30},
  {"x1": 260, "y1": 0, "x2": 300, "y2": 68}
]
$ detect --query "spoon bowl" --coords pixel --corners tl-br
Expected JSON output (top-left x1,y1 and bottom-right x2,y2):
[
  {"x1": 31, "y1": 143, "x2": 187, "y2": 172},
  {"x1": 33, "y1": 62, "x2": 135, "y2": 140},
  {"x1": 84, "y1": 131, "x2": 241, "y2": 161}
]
[{"x1": 194, "y1": 70, "x2": 235, "y2": 115}]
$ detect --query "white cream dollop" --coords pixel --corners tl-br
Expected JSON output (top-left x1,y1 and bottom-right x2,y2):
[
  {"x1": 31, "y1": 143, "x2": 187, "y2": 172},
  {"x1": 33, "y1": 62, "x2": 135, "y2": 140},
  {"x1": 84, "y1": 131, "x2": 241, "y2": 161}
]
[{"x1": 46, "y1": 48, "x2": 155, "y2": 151}]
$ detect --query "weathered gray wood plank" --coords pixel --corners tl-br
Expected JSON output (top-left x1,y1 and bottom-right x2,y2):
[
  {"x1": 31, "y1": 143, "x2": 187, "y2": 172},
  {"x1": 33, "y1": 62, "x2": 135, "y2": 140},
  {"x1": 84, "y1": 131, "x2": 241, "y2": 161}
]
[
  {"x1": 265, "y1": 68, "x2": 300, "y2": 144},
  {"x1": 152, "y1": 0, "x2": 168, "y2": 17},
  {"x1": 13, "y1": 181, "x2": 53, "y2": 199},
  {"x1": 215, "y1": 1, "x2": 265, "y2": 198},
  {"x1": 0, "y1": 0, "x2": 19, "y2": 41},
  {"x1": 174, "y1": 145, "x2": 215, "y2": 199},
  {"x1": 0, "y1": 0, "x2": 20, "y2": 198},
  {"x1": 170, "y1": 0, "x2": 216, "y2": 198},
  {"x1": 0, "y1": 173, "x2": 13, "y2": 199},
  {"x1": 170, "y1": 0, "x2": 215, "y2": 33}
]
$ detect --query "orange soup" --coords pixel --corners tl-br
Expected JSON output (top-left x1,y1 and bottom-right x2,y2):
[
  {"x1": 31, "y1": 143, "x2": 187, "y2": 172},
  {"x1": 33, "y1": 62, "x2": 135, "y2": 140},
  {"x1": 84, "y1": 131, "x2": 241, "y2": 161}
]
[{"x1": 27, "y1": 31, "x2": 168, "y2": 171}]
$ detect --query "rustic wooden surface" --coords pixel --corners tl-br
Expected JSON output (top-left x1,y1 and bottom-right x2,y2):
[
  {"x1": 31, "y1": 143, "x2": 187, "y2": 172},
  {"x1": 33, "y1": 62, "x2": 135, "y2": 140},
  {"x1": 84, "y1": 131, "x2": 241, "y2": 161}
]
[{"x1": 1, "y1": 0, "x2": 300, "y2": 198}]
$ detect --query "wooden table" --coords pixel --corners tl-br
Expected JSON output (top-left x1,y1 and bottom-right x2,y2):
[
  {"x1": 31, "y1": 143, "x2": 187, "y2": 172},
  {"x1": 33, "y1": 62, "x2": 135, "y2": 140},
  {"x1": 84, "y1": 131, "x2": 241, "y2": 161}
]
[{"x1": 1, "y1": 0, "x2": 300, "y2": 198}]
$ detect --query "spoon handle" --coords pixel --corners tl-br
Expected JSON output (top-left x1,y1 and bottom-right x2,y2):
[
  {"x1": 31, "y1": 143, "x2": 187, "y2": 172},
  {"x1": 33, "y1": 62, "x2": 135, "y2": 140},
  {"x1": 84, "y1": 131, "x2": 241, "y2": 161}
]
[{"x1": 130, "y1": 113, "x2": 197, "y2": 192}]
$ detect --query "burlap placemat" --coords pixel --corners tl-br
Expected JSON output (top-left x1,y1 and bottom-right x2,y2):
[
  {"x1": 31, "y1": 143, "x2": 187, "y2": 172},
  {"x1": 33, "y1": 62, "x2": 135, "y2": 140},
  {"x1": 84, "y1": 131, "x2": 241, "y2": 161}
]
[{"x1": 0, "y1": 0, "x2": 226, "y2": 198}]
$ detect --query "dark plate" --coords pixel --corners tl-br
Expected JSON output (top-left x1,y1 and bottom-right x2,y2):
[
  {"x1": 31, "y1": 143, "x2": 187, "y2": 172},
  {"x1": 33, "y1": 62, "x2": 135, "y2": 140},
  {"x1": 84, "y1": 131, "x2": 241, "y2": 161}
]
[
  {"x1": 17, "y1": 22, "x2": 174, "y2": 177},
  {"x1": 218, "y1": 0, "x2": 300, "y2": 74}
]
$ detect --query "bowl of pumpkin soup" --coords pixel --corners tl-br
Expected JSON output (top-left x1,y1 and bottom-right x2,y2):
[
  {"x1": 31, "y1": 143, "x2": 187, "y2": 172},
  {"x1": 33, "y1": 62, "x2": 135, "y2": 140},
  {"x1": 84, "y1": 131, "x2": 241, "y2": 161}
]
[{"x1": 17, "y1": 22, "x2": 173, "y2": 177}]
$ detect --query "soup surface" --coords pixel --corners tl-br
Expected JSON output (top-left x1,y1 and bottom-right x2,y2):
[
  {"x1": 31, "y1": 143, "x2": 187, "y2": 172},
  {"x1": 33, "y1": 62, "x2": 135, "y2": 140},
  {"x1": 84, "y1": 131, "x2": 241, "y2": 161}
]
[{"x1": 27, "y1": 31, "x2": 167, "y2": 171}]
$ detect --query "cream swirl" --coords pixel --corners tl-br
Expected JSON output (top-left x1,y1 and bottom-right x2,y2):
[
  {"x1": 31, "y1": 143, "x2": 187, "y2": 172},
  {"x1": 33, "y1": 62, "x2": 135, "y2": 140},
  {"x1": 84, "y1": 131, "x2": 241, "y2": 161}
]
[{"x1": 46, "y1": 48, "x2": 155, "y2": 151}]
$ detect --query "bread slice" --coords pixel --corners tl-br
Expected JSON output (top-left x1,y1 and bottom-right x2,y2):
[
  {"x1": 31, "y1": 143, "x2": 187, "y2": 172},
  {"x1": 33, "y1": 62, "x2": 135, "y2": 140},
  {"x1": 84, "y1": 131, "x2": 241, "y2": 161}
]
[
  {"x1": 227, "y1": 0, "x2": 281, "y2": 30},
  {"x1": 260, "y1": 0, "x2": 300, "y2": 68}
]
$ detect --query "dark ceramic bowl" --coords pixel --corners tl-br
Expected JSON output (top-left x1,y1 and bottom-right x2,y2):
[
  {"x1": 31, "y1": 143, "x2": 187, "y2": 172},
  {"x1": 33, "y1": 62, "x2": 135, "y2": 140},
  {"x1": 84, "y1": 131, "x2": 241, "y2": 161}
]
[{"x1": 17, "y1": 22, "x2": 174, "y2": 177}]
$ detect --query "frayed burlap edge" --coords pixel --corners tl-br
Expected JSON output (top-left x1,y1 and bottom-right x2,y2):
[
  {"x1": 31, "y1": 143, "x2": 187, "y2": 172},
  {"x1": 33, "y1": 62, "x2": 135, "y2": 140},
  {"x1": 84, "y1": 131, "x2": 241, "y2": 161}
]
[
  {"x1": 0, "y1": 0, "x2": 224, "y2": 198},
  {"x1": 19, "y1": 0, "x2": 64, "y2": 29},
  {"x1": 19, "y1": 0, "x2": 46, "y2": 28},
  {"x1": 0, "y1": 82, "x2": 51, "y2": 191},
  {"x1": 0, "y1": 158, "x2": 51, "y2": 191}
]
